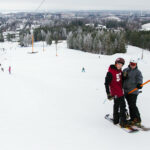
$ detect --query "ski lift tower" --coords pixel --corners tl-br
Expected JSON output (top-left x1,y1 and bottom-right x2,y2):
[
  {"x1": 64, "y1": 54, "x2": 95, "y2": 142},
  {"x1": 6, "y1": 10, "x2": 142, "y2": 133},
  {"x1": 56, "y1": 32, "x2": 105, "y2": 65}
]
[
  {"x1": 31, "y1": 29, "x2": 34, "y2": 53},
  {"x1": 28, "y1": 28, "x2": 38, "y2": 54}
]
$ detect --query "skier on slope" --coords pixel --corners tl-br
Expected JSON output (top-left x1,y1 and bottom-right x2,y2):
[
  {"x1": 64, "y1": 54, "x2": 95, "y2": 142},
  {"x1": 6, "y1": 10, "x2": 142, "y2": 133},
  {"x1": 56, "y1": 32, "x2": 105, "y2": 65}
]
[
  {"x1": 105, "y1": 58, "x2": 130, "y2": 128},
  {"x1": 123, "y1": 58, "x2": 143, "y2": 127},
  {"x1": 82, "y1": 67, "x2": 85, "y2": 72},
  {"x1": 0, "y1": 64, "x2": 4, "y2": 72},
  {"x1": 9, "y1": 66, "x2": 11, "y2": 74}
]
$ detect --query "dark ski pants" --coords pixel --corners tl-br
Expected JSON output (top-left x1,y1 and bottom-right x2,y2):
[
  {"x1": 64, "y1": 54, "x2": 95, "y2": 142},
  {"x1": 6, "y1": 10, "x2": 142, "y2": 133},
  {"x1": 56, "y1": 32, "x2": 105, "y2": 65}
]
[
  {"x1": 125, "y1": 94, "x2": 141, "y2": 122},
  {"x1": 113, "y1": 96, "x2": 126, "y2": 124}
]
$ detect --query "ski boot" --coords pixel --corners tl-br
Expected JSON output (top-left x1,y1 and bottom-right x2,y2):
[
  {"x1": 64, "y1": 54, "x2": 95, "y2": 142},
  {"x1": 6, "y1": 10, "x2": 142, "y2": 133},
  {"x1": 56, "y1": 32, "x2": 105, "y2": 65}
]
[
  {"x1": 131, "y1": 118, "x2": 141, "y2": 127},
  {"x1": 120, "y1": 120, "x2": 131, "y2": 128}
]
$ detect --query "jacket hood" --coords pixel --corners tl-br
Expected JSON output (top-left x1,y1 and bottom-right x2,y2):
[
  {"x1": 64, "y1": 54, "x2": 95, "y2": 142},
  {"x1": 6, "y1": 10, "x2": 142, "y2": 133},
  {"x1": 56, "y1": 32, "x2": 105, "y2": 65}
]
[{"x1": 109, "y1": 64, "x2": 121, "y2": 71}]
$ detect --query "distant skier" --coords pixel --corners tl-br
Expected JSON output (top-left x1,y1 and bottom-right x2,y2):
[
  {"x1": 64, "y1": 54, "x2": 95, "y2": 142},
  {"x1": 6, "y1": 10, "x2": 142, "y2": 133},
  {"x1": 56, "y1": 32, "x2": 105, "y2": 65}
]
[
  {"x1": 123, "y1": 59, "x2": 143, "y2": 127},
  {"x1": 9, "y1": 66, "x2": 11, "y2": 74},
  {"x1": 82, "y1": 67, "x2": 85, "y2": 72},
  {"x1": 1, "y1": 68, "x2": 4, "y2": 72},
  {"x1": 105, "y1": 58, "x2": 130, "y2": 128},
  {"x1": 0, "y1": 64, "x2": 4, "y2": 72}
]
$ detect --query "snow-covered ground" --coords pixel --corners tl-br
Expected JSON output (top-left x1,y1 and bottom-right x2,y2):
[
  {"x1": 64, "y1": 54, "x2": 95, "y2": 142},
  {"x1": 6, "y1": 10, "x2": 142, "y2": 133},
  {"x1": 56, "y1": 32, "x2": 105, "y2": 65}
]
[
  {"x1": 105, "y1": 16, "x2": 121, "y2": 22},
  {"x1": 141, "y1": 23, "x2": 150, "y2": 31},
  {"x1": 0, "y1": 41, "x2": 150, "y2": 150}
]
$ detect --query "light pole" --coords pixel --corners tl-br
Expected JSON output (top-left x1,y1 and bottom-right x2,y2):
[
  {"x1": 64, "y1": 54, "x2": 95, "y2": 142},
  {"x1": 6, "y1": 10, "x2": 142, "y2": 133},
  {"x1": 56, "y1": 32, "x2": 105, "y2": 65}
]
[
  {"x1": 141, "y1": 49, "x2": 144, "y2": 60},
  {"x1": 41, "y1": 30, "x2": 45, "y2": 52},
  {"x1": 55, "y1": 40, "x2": 58, "y2": 56},
  {"x1": 43, "y1": 40, "x2": 45, "y2": 52},
  {"x1": 31, "y1": 29, "x2": 34, "y2": 53},
  {"x1": 141, "y1": 36, "x2": 144, "y2": 60}
]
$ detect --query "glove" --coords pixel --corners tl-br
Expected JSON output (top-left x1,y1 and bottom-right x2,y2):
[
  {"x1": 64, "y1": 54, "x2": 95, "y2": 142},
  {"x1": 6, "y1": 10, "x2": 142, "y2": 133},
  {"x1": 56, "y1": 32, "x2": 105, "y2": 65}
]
[
  {"x1": 107, "y1": 93, "x2": 114, "y2": 100},
  {"x1": 137, "y1": 83, "x2": 142, "y2": 89},
  {"x1": 123, "y1": 71, "x2": 128, "y2": 80}
]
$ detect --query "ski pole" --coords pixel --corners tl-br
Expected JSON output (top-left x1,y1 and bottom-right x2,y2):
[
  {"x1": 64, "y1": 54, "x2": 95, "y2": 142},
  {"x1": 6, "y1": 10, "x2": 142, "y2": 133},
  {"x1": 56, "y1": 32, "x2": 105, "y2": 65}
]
[
  {"x1": 103, "y1": 99, "x2": 107, "y2": 104},
  {"x1": 128, "y1": 80, "x2": 150, "y2": 95},
  {"x1": 103, "y1": 96, "x2": 115, "y2": 104}
]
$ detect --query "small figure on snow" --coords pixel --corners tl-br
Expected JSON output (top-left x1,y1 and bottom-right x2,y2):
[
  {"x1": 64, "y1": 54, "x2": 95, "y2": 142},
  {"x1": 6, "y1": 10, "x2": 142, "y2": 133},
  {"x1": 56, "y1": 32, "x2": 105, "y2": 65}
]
[
  {"x1": 9, "y1": 66, "x2": 11, "y2": 74},
  {"x1": 1, "y1": 68, "x2": 4, "y2": 72},
  {"x1": 0, "y1": 64, "x2": 4, "y2": 72},
  {"x1": 82, "y1": 67, "x2": 85, "y2": 72}
]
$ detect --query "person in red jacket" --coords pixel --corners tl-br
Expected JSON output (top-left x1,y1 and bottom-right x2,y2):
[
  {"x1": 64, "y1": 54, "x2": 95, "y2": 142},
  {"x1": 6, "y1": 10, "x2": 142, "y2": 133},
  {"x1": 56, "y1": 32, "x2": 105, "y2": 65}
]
[
  {"x1": 9, "y1": 66, "x2": 11, "y2": 74},
  {"x1": 105, "y1": 58, "x2": 129, "y2": 128}
]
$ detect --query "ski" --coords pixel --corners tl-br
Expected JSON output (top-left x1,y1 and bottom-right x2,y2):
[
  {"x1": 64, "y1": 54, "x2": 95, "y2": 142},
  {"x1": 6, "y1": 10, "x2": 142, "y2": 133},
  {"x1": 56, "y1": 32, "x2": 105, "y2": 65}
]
[
  {"x1": 105, "y1": 114, "x2": 139, "y2": 133},
  {"x1": 132, "y1": 125, "x2": 150, "y2": 131}
]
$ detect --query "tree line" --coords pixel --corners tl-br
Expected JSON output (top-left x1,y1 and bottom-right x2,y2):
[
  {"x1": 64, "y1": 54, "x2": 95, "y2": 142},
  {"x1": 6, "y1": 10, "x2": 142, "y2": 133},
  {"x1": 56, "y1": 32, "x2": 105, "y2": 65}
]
[
  {"x1": 1, "y1": 19, "x2": 150, "y2": 54},
  {"x1": 126, "y1": 30, "x2": 150, "y2": 51},
  {"x1": 67, "y1": 28, "x2": 126, "y2": 55}
]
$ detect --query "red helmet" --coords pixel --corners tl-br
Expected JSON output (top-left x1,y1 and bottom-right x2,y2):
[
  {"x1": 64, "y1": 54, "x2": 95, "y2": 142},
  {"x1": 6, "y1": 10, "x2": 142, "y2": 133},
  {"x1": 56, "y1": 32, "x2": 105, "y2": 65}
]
[{"x1": 115, "y1": 58, "x2": 125, "y2": 65}]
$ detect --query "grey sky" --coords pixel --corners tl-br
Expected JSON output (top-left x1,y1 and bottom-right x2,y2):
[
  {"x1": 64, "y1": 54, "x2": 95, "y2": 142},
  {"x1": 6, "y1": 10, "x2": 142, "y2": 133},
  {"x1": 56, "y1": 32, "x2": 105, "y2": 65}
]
[{"x1": 0, "y1": 0, "x2": 150, "y2": 12}]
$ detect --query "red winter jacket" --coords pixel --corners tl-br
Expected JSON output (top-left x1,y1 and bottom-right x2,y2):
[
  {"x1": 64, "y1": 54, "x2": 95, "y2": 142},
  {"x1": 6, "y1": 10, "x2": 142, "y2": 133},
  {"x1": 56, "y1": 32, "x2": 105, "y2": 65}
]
[{"x1": 105, "y1": 65, "x2": 124, "y2": 98}]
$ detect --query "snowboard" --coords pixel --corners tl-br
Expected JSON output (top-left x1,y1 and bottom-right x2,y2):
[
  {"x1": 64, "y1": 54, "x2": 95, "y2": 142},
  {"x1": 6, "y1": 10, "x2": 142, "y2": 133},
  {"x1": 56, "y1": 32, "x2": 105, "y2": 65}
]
[{"x1": 105, "y1": 114, "x2": 139, "y2": 133}]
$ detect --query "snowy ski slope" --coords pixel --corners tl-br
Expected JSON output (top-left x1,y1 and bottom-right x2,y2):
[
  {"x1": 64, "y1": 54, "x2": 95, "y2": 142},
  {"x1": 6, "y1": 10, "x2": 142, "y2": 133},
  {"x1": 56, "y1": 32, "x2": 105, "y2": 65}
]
[{"x1": 0, "y1": 41, "x2": 150, "y2": 150}]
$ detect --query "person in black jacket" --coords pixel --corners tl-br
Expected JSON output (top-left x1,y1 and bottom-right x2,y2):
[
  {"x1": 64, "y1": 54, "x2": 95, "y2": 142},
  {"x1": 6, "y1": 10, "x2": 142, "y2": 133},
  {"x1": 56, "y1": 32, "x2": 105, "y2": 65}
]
[{"x1": 105, "y1": 58, "x2": 130, "y2": 128}]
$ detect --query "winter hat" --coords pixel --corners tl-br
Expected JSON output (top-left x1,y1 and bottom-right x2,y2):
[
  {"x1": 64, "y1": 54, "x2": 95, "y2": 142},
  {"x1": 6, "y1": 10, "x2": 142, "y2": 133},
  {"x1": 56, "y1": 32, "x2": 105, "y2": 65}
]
[
  {"x1": 115, "y1": 58, "x2": 125, "y2": 65},
  {"x1": 130, "y1": 58, "x2": 137, "y2": 66}
]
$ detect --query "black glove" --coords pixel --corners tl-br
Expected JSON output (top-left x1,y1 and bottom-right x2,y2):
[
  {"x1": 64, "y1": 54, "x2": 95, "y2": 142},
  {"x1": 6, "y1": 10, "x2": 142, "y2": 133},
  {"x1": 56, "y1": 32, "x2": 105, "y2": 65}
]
[
  {"x1": 123, "y1": 71, "x2": 128, "y2": 80},
  {"x1": 137, "y1": 83, "x2": 142, "y2": 89},
  {"x1": 107, "y1": 93, "x2": 114, "y2": 100}
]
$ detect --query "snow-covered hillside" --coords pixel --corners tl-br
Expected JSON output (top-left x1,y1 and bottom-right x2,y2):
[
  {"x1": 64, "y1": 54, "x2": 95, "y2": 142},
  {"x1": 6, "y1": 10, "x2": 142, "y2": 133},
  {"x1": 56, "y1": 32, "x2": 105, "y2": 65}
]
[{"x1": 0, "y1": 41, "x2": 150, "y2": 150}]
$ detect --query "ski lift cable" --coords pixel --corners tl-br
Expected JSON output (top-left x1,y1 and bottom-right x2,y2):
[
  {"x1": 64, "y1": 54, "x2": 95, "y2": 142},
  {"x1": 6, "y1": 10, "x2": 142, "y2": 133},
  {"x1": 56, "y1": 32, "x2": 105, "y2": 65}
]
[
  {"x1": 22, "y1": 0, "x2": 46, "y2": 30},
  {"x1": 35, "y1": 0, "x2": 46, "y2": 12}
]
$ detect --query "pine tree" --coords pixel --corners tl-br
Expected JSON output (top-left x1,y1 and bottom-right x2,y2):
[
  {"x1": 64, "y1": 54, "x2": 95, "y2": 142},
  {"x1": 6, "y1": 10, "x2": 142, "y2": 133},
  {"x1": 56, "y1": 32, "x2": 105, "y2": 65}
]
[{"x1": 46, "y1": 32, "x2": 52, "y2": 45}]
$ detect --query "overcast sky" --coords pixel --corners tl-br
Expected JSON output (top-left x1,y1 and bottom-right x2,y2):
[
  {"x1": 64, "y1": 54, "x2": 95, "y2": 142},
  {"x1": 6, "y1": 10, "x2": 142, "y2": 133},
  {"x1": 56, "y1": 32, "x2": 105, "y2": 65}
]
[{"x1": 0, "y1": 0, "x2": 150, "y2": 12}]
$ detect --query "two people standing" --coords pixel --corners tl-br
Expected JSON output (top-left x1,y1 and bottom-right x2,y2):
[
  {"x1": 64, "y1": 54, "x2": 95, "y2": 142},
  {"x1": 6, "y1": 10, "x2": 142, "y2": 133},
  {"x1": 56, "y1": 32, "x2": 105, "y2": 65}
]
[
  {"x1": 0, "y1": 64, "x2": 12, "y2": 74},
  {"x1": 105, "y1": 58, "x2": 143, "y2": 128}
]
